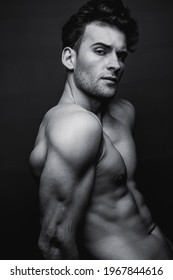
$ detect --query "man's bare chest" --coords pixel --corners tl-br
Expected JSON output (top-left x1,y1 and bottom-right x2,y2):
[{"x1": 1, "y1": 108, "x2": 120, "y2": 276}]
[{"x1": 102, "y1": 116, "x2": 137, "y2": 181}]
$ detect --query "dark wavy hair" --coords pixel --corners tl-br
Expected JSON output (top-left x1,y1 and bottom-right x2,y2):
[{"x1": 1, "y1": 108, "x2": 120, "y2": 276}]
[{"x1": 62, "y1": 0, "x2": 139, "y2": 52}]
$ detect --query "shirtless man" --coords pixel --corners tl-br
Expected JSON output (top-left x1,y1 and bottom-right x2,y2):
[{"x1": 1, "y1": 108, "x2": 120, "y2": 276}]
[{"x1": 29, "y1": 0, "x2": 172, "y2": 259}]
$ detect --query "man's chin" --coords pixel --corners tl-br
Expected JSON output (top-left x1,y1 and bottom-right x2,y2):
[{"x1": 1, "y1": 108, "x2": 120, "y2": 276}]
[
  {"x1": 86, "y1": 88, "x2": 117, "y2": 100},
  {"x1": 99, "y1": 90, "x2": 117, "y2": 99}
]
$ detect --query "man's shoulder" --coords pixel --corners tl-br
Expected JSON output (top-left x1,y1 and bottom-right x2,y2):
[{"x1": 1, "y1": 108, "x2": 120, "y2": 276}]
[
  {"x1": 45, "y1": 104, "x2": 102, "y2": 137},
  {"x1": 44, "y1": 104, "x2": 103, "y2": 161},
  {"x1": 109, "y1": 98, "x2": 135, "y2": 128}
]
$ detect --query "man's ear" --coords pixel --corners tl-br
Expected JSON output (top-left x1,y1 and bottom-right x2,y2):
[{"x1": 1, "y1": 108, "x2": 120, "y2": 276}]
[{"x1": 62, "y1": 47, "x2": 76, "y2": 70}]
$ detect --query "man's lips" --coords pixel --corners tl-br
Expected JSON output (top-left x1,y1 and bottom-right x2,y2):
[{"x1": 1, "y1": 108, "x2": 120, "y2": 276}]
[{"x1": 102, "y1": 76, "x2": 118, "y2": 83}]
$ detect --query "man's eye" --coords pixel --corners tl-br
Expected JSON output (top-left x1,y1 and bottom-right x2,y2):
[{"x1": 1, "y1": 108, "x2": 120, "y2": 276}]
[
  {"x1": 117, "y1": 53, "x2": 127, "y2": 62},
  {"x1": 95, "y1": 49, "x2": 106, "y2": 55},
  {"x1": 119, "y1": 56, "x2": 126, "y2": 62}
]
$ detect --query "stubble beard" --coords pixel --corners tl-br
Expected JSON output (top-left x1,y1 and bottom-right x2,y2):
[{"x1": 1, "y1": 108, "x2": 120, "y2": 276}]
[{"x1": 74, "y1": 68, "x2": 117, "y2": 100}]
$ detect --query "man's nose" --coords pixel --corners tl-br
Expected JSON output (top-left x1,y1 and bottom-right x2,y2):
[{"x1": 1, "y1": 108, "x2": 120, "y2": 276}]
[{"x1": 106, "y1": 54, "x2": 121, "y2": 73}]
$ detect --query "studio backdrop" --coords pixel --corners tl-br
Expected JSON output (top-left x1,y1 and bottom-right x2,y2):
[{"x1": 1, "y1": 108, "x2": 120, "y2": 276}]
[{"x1": 0, "y1": 0, "x2": 173, "y2": 259}]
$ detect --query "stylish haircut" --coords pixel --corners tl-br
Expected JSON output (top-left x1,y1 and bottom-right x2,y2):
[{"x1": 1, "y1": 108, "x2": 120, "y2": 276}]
[{"x1": 62, "y1": 0, "x2": 139, "y2": 52}]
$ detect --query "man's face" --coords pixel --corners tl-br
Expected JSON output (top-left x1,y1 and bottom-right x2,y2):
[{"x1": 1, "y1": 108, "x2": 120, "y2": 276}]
[{"x1": 73, "y1": 21, "x2": 127, "y2": 99}]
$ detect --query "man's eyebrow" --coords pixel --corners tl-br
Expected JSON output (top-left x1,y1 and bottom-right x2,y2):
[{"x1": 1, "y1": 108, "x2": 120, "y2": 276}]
[{"x1": 91, "y1": 42, "x2": 111, "y2": 49}]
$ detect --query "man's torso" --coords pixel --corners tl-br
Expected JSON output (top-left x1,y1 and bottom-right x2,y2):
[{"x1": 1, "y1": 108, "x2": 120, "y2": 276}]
[{"x1": 30, "y1": 99, "x2": 172, "y2": 259}]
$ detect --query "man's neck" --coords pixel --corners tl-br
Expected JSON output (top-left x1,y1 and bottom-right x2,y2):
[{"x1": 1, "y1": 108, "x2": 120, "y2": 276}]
[{"x1": 59, "y1": 76, "x2": 104, "y2": 121}]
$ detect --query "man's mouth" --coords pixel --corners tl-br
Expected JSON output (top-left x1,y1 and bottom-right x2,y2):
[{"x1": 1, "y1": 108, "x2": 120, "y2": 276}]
[{"x1": 102, "y1": 76, "x2": 118, "y2": 83}]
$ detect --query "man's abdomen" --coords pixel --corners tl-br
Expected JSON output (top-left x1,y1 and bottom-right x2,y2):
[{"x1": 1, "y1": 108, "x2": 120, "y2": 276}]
[{"x1": 80, "y1": 191, "x2": 172, "y2": 259}]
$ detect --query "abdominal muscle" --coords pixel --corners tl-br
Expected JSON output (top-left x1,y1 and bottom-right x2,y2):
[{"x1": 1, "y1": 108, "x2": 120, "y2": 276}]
[
  {"x1": 80, "y1": 181, "x2": 154, "y2": 259},
  {"x1": 80, "y1": 181, "x2": 172, "y2": 259}
]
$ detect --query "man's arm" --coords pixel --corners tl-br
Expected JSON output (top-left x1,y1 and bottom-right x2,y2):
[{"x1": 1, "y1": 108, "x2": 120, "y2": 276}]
[{"x1": 38, "y1": 112, "x2": 102, "y2": 259}]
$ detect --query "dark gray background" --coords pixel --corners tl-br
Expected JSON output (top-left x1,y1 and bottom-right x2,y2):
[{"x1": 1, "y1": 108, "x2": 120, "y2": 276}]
[{"x1": 0, "y1": 0, "x2": 173, "y2": 259}]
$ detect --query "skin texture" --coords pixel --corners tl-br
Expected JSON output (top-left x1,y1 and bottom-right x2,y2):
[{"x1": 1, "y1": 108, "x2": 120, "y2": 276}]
[
  {"x1": 30, "y1": 22, "x2": 173, "y2": 259},
  {"x1": 73, "y1": 23, "x2": 126, "y2": 99}
]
